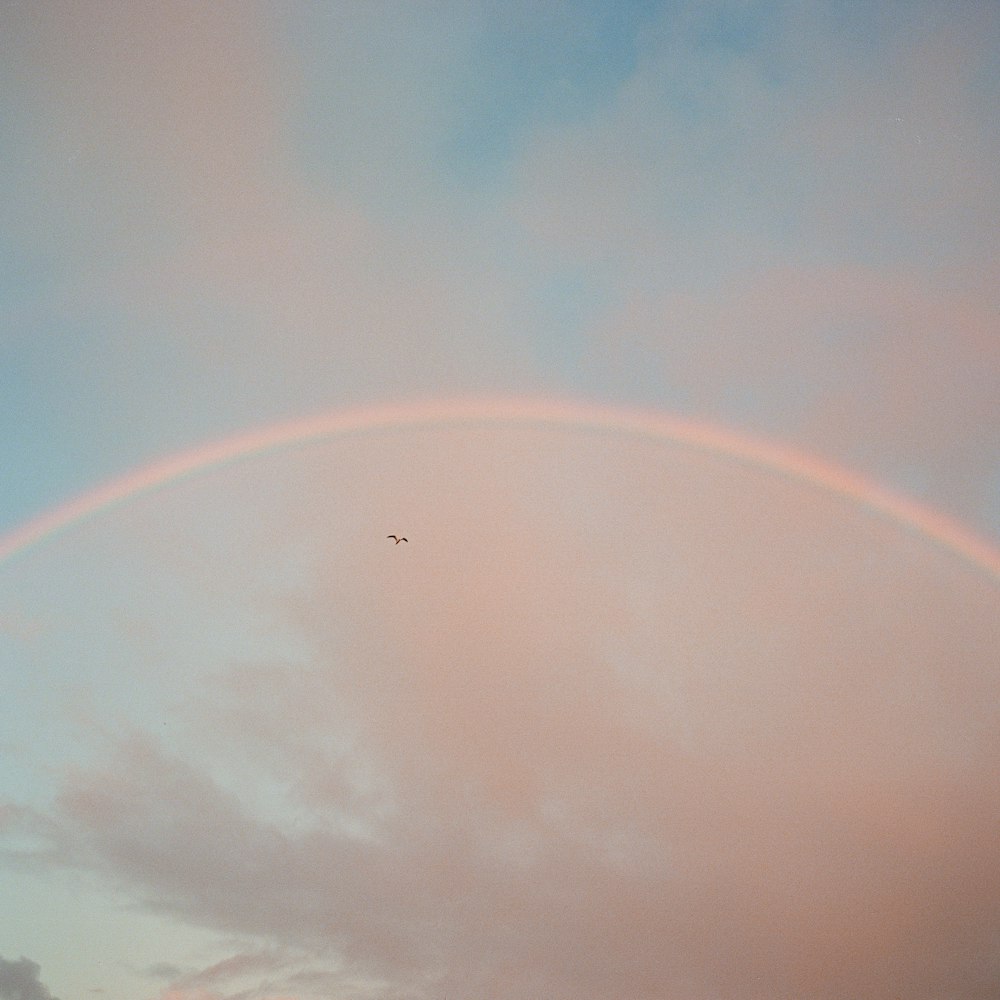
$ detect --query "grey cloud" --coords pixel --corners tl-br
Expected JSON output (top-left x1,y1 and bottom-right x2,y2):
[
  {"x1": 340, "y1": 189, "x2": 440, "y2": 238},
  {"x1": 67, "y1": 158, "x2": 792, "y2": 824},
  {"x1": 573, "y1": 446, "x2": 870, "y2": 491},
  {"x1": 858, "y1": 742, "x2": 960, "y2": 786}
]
[
  {"x1": 140, "y1": 963, "x2": 183, "y2": 981},
  {"x1": 0, "y1": 957, "x2": 60, "y2": 1000}
]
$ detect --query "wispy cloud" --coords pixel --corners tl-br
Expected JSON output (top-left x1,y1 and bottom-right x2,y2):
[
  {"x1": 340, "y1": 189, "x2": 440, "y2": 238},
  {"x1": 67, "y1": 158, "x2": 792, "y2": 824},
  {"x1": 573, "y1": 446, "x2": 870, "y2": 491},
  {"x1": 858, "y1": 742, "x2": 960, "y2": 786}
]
[
  {"x1": 152, "y1": 945, "x2": 337, "y2": 1000},
  {"x1": 508, "y1": 1, "x2": 1000, "y2": 534}
]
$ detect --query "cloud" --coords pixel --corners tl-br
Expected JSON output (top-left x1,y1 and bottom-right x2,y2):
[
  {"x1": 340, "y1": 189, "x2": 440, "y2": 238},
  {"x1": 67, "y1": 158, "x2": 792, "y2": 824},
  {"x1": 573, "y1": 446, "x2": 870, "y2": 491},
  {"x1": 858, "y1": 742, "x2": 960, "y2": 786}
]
[
  {"x1": 152, "y1": 947, "x2": 336, "y2": 1000},
  {"x1": 508, "y1": 5, "x2": 1000, "y2": 275},
  {"x1": 143, "y1": 964, "x2": 184, "y2": 982},
  {"x1": 2, "y1": 1, "x2": 999, "y2": 992},
  {"x1": 0, "y1": 956, "x2": 60, "y2": 1000},
  {"x1": 593, "y1": 261, "x2": 1000, "y2": 531},
  {"x1": 504, "y1": 1, "x2": 1000, "y2": 536},
  {"x1": 2, "y1": 0, "x2": 996, "y2": 546},
  {"x1": 512, "y1": 0, "x2": 1000, "y2": 271},
  {"x1": 0, "y1": 0, "x2": 538, "y2": 501},
  {"x1": 16, "y1": 426, "x2": 1000, "y2": 999}
]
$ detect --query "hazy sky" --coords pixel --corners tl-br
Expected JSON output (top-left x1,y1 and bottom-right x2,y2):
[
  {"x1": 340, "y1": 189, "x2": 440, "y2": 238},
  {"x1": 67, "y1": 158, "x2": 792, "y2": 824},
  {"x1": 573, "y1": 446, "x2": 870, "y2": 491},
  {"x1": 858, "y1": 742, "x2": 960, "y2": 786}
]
[{"x1": 1, "y1": 3, "x2": 998, "y2": 999}]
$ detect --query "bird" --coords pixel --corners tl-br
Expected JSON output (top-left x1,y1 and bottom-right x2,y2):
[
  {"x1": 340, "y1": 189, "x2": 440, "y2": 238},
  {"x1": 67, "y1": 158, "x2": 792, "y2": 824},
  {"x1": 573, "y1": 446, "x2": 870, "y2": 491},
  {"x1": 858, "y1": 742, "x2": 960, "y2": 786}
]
[{"x1": 387, "y1": 535, "x2": 408, "y2": 544}]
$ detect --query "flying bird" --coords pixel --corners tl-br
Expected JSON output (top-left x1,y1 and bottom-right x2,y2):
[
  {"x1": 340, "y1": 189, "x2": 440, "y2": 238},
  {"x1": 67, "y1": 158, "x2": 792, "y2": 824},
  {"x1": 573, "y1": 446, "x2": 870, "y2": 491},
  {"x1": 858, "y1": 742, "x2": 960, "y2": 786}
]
[{"x1": 387, "y1": 535, "x2": 408, "y2": 544}]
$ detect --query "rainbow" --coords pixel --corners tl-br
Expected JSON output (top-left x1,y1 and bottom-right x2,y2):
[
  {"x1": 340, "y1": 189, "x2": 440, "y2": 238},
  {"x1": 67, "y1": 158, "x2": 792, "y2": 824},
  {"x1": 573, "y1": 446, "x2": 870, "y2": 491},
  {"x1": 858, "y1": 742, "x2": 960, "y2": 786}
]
[{"x1": 2, "y1": 396, "x2": 999, "y2": 580}]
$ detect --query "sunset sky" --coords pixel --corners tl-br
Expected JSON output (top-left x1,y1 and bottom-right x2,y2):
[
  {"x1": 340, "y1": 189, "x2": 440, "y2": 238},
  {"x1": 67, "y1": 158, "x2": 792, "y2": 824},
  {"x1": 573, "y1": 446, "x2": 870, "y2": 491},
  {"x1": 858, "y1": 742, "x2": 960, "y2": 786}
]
[{"x1": 1, "y1": 3, "x2": 999, "y2": 999}]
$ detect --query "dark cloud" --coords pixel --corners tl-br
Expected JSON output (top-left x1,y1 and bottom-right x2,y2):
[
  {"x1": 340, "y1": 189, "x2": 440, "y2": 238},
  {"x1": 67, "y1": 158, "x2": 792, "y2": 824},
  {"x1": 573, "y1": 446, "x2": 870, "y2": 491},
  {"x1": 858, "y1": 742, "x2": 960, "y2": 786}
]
[
  {"x1": 140, "y1": 963, "x2": 183, "y2": 981},
  {"x1": 0, "y1": 957, "x2": 59, "y2": 1000}
]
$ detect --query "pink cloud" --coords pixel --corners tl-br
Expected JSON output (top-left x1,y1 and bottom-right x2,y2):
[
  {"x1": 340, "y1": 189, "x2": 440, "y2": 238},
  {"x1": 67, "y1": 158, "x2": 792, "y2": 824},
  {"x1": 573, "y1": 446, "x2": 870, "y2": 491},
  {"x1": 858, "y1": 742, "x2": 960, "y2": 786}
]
[
  {"x1": 20, "y1": 426, "x2": 1000, "y2": 999},
  {"x1": 594, "y1": 260, "x2": 999, "y2": 533},
  {"x1": 4, "y1": 1, "x2": 534, "y2": 443}
]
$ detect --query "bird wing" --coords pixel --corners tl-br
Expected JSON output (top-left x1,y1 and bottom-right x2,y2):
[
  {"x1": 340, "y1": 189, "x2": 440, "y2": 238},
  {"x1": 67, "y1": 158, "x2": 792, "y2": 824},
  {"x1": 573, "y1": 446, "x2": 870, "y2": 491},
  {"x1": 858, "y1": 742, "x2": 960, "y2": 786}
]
[
  {"x1": 387, "y1": 535, "x2": 397, "y2": 540},
  {"x1": 400, "y1": 537, "x2": 408, "y2": 542}
]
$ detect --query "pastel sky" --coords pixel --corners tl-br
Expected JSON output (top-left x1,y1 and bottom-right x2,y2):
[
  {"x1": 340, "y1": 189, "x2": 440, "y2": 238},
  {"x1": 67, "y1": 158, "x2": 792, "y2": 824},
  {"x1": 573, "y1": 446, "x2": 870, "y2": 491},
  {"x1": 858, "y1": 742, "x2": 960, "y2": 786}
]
[{"x1": 1, "y1": 3, "x2": 998, "y2": 1000}]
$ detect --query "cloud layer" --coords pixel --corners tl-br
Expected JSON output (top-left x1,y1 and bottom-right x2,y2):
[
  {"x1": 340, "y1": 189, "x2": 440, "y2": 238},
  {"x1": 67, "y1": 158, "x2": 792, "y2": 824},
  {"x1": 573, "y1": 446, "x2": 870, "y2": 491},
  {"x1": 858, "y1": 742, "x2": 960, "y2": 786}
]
[
  {"x1": 7, "y1": 426, "x2": 998, "y2": 999},
  {"x1": 2, "y1": 2, "x2": 999, "y2": 995},
  {"x1": 1, "y1": 1, "x2": 997, "y2": 538}
]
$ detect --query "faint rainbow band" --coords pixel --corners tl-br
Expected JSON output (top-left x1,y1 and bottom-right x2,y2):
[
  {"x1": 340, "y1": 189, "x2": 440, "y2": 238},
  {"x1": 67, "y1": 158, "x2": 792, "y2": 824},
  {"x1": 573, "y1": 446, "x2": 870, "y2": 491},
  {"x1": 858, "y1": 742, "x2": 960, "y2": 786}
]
[{"x1": 2, "y1": 396, "x2": 998, "y2": 581}]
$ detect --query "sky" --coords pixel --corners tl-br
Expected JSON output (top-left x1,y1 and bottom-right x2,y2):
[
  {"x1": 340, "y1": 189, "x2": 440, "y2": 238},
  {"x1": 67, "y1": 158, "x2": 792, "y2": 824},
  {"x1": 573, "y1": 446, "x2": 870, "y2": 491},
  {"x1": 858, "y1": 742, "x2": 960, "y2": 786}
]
[{"x1": 0, "y1": 2, "x2": 998, "y2": 998}]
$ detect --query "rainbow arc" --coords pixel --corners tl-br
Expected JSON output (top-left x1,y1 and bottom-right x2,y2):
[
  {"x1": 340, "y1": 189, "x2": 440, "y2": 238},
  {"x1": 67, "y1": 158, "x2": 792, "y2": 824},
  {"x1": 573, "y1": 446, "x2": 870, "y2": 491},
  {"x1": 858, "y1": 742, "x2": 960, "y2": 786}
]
[{"x1": 2, "y1": 397, "x2": 998, "y2": 581}]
